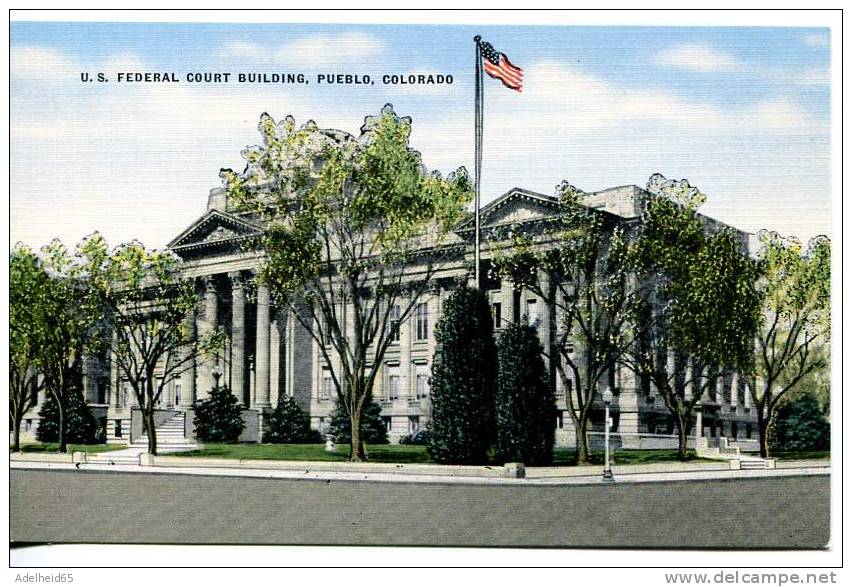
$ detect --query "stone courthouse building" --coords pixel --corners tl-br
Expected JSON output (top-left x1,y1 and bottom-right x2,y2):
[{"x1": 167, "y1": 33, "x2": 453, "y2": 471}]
[{"x1": 19, "y1": 129, "x2": 761, "y2": 451}]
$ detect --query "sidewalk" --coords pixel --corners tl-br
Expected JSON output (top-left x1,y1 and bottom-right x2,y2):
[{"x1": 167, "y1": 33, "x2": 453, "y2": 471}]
[{"x1": 9, "y1": 452, "x2": 830, "y2": 486}]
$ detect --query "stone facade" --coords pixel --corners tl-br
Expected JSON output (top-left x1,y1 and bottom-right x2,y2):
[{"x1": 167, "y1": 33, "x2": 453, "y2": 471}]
[{"x1": 19, "y1": 181, "x2": 761, "y2": 450}]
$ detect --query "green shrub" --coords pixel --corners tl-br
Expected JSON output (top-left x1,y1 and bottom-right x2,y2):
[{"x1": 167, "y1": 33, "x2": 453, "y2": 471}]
[
  {"x1": 771, "y1": 393, "x2": 830, "y2": 452},
  {"x1": 36, "y1": 387, "x2": 99, "y2": 444},
  {"x1": 427, "y1": 286, "x2": 497, "y2": 464},
  {"x1": 329, "y1": 398, "x2": 388, "y2": 444},
  {"x1": 495, "y1": 323, "x2": 555, "y2": 465},
  {"x1": 266, "y1": 396, "x2": 323, "y2": 443},
  {"x1": 193, "y1": 385, "x2": 245, "y2": 443}
]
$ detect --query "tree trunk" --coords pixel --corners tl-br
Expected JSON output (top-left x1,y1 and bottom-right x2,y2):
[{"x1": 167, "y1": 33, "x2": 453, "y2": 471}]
[
  {"x1": 349, "y1": 410, "x2": 363, "y2": 462},
  {"x1": 57, "y1": 398, "x2": 67, "y2": 453},
  {"x1": 12, "y1": 416, "x2": 22, "y2": 452},
  {"x1": 674, "y1": 411, "x2": 689, "y2": 461},
  {"x1": 574, "y1": 416, "x2": 590, "y2": 464},
  {"x1": 145, "y1": 408, "x2": 158, "y2": 456},
  {"x1": 757, "y1": 403, "x2": 769, "y2": 459},
  {"x1": 757, "y1": 406, "x2": 775, "y2": 459}
]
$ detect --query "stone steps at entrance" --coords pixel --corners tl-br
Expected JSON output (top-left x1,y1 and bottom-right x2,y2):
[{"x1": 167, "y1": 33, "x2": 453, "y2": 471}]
[
  {"x1": 696, "y1": 436, "x2": 775, "y2": 470},
  {"x1": 132, "y1": 413, "x2": 197, "y2": 450}
]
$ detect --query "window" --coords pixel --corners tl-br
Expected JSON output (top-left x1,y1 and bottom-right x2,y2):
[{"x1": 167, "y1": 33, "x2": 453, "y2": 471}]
[
  {"x1": 155, "y1": 377, "x2": 164, "y2": 406},
  {"x1": 408, "y1": 416, "x2": 420, "y2": 434},
  {"x1": 415, "y1": 303, "x2": 428, "y2": 341},
  {"x1": 321, "y1": 369, "x2": 333, "y2": 401},
  {"x1": 389, "y1": 306, "x2": 401, "y2": 342},
  {"x1": 556, "y1": 411, "x2": 564, "y2": 429},
  {"x1": 526, "y1": 298, "x2": 540, "y2": 326},
  {"x1": 492, "y1": 302, "x2": 502, "y2": 329},
  {"x1": 382, "y1": 416, "x2": 392, "y2": 432},
  {"x1": 174, "y1": 383, "x2": 182, "y2": 407},
  {"x1": 387, "y1": 366, "x2": 400, "y2": 401},
  {"x1": 114, "y1": 419, "x2": 123, "y2": 438},
  {"x1": 415, "y1": 367, "x2": 430, "y2": 399},
  {"x1": 25, "y1": 419, "x2": 32, "y2": 432},
  {"x1": 122, "y1": 380, "x2": 131, "y2": 407}
]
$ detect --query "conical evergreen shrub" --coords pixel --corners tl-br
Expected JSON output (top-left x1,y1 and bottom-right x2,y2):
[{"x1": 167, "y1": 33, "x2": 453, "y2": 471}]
[
  {"x1": 427, "y1": 285, "x2": 497, "y2": 464},
  {"x1": 266, "y1": 395, "x2": 323, "y2": 443},
  {"x1": 36, "y1": 387, "x2": 98, "y2": 444},
  {"x1": 495, "y1": 323, "x2": 556, "y2": 465},
  {"x1": 193, "y1": 385, "x2": 245, "y2": 442}
]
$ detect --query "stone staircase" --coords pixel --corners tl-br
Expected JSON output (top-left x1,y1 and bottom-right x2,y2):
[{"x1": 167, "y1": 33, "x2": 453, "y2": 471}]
[
  {"x1": 695, "y1": 436, "x2": 775, "y2": 469},
  {"x1": 86, "y1": 413, "x2": 197, "y2": 466},
  {"x1": 131, "y1": 412, "x2": 197, "y2": 452}
]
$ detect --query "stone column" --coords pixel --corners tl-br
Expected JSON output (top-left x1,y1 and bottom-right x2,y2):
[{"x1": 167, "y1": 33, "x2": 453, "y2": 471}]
[
  {"x1": 399, "y1": 297, "x2": 412, "y2": 401},
  {"x1": 716, "y1": 372, "x2": 725, "y2": 404},
  {"x1": 505, "y1": 280, "x2": 517, "y2": 324},
  {"x1": 229, "y1": 272, "x2": 246, "y2": 406},
  {"x1": 744, "y1": 378, "x2": 753, "y2": 410},
  {"x1": 730, "y1": 372, "x2": 739, "y2": 410},
  {"x1": 180, "y1": 310, "x2": 196, "y2": 407},
  {"x1": 286, "y1": 307, "x2": 296, "y2": 399},
  {"x1": 701, "y1": 365, "x2": 712, "y2": 402},
  {"x1": 111, "y1": 331, "x2": 121, "y2": 407},
  {"x1": 269, "y1": 310, "x2": 280, "y2": 408},
  {"x1": 616, "y1": 364, "x2": 641, "y2": 448},
  {"x1": 196, "y1": 275, "x2": 218, "y2": 401},
  {"x1": 254, "y1": 283, "x2": 271, "y2": 409}
]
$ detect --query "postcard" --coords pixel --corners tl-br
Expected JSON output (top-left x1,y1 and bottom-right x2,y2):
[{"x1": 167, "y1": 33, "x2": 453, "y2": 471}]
[{"x1": 8, "y1": 10, "x2": 839, "y2": 570}]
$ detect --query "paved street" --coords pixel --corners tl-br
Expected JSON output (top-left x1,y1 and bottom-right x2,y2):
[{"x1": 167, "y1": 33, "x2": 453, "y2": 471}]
[{"x1": 11, "y1": 468, "x2": 829, "y2": 548}]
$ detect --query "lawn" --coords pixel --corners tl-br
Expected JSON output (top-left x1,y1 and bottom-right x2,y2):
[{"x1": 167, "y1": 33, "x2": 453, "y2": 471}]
[
  {"x1": 181, "y1": 443, "x2": 433, "y2": 463},
  {"x1": 179, "y1": 443, "x2": 702, "y2": 466},
  {"x1": 14, "y1": 443, "x2": 125, "y2": 454},
  {"x1": 766, "y1": 449, "x2": 831, "y2": 461},
  {"x1": 552, "y1": 448, "x2": 704, "y2": 466}
]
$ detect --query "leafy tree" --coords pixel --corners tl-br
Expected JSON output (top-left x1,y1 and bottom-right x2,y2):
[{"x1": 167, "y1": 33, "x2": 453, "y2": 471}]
[
  {"x1": 753, "y1": 231, "x2": 830, "y2": 457},
  {"x1": 328, "y1": 398, "x2": 388, "y2": 445},
  {"x1": 30, "y1": 240, "x2": 102, "y2": 453},
  {"x1": 72, "y1": 234, "x2": 225, "y2": 455},
  {"x1": 10, "y1": 246, "x2": 50, "y2": 451},
  {"x1": 194, "y1": 385, "x2": 245, "y2": 442},
  {"x1": 495, "y1": 323, "x2": 555, "y2": 465},
  {"x1": 771, "y1": 392, "x2": 830, "y2": 453},
  {"x1": 492, "y1": 182, "x2": 641, "y2": 463},
  {"x1": 220, "y1": 105, "x2": 471, "y2": 461},
  {"x1": 622, "y1": 174, "x2": 762, "y2": 460},
  {"x1": 428, "y1": 286, "x2": 497, "y2": 465},
  {"x1": 36, "y1": 385, "x2": 98, "y2": 444},
  {"x1": 265, "y1": 396, "x2": 323, "y2": 443}
]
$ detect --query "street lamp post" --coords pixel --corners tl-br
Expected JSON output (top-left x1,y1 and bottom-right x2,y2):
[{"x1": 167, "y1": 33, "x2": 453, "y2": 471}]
[
  {"x1": 211, "y1": 365, "x2": 222, "y2": 391},
  {"x1": 602, "y1": 387, "x2": 615, "y2": 483}
]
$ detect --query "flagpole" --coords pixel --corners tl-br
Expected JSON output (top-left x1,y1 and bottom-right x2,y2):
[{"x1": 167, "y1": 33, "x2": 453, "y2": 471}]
[{"x1": 473, "y1": 35, "x2": 483, "y2": 290}]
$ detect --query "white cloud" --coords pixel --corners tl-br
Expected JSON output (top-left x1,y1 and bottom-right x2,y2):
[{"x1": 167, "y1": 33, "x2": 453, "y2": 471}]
[
  {"x1": 653, "y1": 44, "x2": 742, "y2": 72},
  {"x1": 219, "y1": 32, "x2": 385, "y2": 66},
  {"x1": 11, "y1": 45, "x2": 76, "y2": 80},
  {"x1": 494, "y1": 61, "x2": 821, "y2": 134}
]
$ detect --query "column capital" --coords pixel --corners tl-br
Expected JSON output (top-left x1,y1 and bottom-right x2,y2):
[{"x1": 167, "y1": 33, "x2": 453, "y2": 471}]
[
  {"x1": 228, "y1": 271, "x2": 245, "y2": 291},
  {"x1": 202, "y1": 274, "x2": 217, "y2": 293}
]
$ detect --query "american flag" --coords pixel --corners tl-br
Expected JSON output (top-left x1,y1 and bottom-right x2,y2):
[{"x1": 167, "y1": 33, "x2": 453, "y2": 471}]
[{"x1": 478, "y1": 39, "x2": 523, "y2": 92}]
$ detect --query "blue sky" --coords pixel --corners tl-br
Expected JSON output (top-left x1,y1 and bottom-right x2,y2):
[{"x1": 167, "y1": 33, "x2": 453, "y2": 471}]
[{"x1": 10, "y1": 21, "x2": 832, "y2": 249}]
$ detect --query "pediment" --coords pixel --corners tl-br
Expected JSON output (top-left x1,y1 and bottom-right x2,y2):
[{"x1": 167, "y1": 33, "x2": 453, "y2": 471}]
[
  {"x1": 458, "y1": 188, "x2": 558, "y2": 231},
  {"x1": 168, "y1": 210, "x2": 264, "y2": 252}
]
